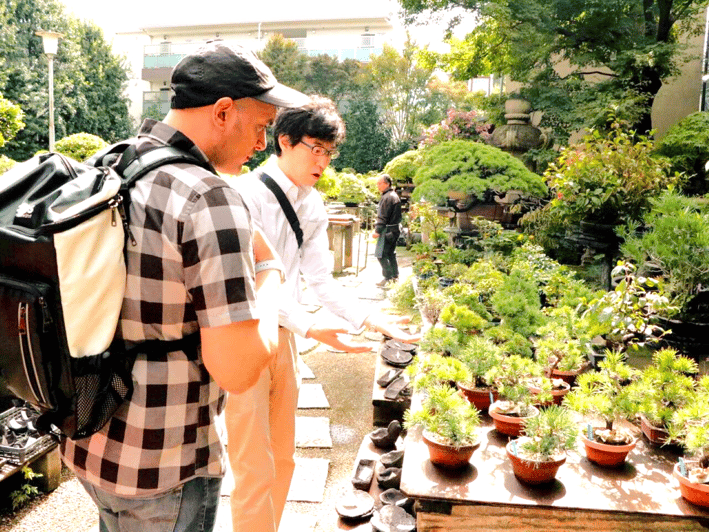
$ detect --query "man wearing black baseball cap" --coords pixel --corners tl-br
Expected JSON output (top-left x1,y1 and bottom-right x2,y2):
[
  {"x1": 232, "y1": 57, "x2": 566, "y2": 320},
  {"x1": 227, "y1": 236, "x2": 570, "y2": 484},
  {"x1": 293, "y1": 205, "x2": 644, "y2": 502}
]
[{"x1": 61, "y1": 41, "x2": 307, "y2": 532}]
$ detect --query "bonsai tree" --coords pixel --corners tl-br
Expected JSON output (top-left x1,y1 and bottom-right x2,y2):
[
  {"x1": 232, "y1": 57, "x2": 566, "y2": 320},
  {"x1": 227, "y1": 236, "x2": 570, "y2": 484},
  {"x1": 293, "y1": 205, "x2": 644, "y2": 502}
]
[
  {"x1": 655, "y1": 111, "x2": 709, "y2": 196},
  {"x1": 630, "y1": 348, "x2": 698, "y2": 435},
  {"x1": 619, "y1": 191, "x2": 709, "y2": 320},
  {"x1": 382, "y1": 149, "x2": 422, "y2": 185},
  {"x1": 419, "y1": 326, "x2": 464, "y2": 357},
  {"x1": 564, "y1": 350, "x2": 640, "y2": 444},
  {"x1": 491, "y1": 269, "x2": 546, "y2": 338},
  {"x1": 517, "y1": 405, "x2": 578, "y2": 462},
  {"x1": 415, "y1": 287, "x2": 452, "y2": 327},
  {"x1": 405, "y1": 353, "x2": 470, "y2": 393},
  {"x1": 336, "y1": 171, "x2": 376, "y2": 205},
  {"x1": 454, "y1": 336, "x2": 504, "y2": 390},
  {"x1": 439, "y1": 302, "x2": 488, "y2": 342},
  {"x1": 404, "y1": 383, "x2": 480, "y2": 448},
  {"x1": 581, "y1": 261, "x2": 676, "y2": 351},
  {"x1": 669, "y1": 376, "x2": 709, "y2": 470},
  {"x1": 534, "y1": 321, "x2": 588, "y2": 374},
  {"x1": 485, "y1": 354, "x2": 549, "y2": 416},
  {"x1": 411, "y1": 139, "x2": 548, "y2": 206}
]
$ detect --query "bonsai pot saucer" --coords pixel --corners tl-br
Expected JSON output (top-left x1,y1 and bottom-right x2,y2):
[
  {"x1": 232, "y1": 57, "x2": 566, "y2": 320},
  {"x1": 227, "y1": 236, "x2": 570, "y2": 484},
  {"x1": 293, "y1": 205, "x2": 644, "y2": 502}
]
[
  {"x1": 384, "y1": 376, "x2": 411, "y2": 400},
  {"x1": 351, "y1": 458, "x2": 376, "y2": 491},
  {"x1": 377, "y1": 466, "x2": 402, "y2": 490},
  {"x1": 380, "y1": 348, "x2": 413, "y2": 368},
  {"x1": 335, "y1": 489, "x2": 375, "y2": 521},
  {"x1": 371, "y1": 505, "x2": 416, "y2": 532},
  {"x1": 379, "y1": 488, "x2": 413, "y2": 510},
  {"x1": 369, "y1": 420, "x2": 402, "y2": 450},
  {"x1": 380, "y1": 449, "x2": 405, "y2": 469},
  {"x1": 384, "y1": 339, "x2": 417, "y2": 353},
  {"x1": 377, "y1": 368, "x2": 403, "y2": 387}
]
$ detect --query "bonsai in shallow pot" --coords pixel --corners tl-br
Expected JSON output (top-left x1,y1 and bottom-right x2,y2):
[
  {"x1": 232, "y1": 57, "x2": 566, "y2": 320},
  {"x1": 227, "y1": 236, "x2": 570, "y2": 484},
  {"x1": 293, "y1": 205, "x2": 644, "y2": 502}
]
[
  {"x1": 486, "y1": 354, "x2": 548, "y2": 437},
  {"x1": 564, "y1": 350, "x2": 640, "y2": 467},
  {"x1": 668, "y1": 378, "x2": 709, "y2": 507},
  {"x1": 404, "y1": 384, "x2": 481, "y2": 469},
  {"x1": 629, "y1": 347, "x2": 698, "y2": 446},
  {"x1": 506, "y1": 405, "x2": 578, "y2": 485},
  {"x1": 534, "y1": 321, "x2": 589, "y2": 386},
  {"x1": 454, "y1": 336, "x2": 504, "y2": 412}
]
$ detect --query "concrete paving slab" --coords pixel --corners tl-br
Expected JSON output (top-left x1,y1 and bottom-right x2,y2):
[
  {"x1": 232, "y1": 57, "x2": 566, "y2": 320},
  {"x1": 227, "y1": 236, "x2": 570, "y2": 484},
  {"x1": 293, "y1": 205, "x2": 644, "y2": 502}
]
[
  {"x1": 298, "y1": 383, "x2": 330, "y2": 409},
  {"x1": 296, "y1": 416, "x2": 332, "y2": 448},
  {"x1": 298, "y1": 357, "x2": 316, "y2": 379},
  {"x1": 286, "y1": 457, "x2": 330, "y2": 502}
]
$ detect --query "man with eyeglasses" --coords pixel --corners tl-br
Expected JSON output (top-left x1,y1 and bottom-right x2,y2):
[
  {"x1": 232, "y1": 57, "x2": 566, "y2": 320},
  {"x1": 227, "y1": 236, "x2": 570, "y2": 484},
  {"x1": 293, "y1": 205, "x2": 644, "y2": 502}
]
[{"x1": 229, "y1": 95, "x2": 418, "y2": 531}]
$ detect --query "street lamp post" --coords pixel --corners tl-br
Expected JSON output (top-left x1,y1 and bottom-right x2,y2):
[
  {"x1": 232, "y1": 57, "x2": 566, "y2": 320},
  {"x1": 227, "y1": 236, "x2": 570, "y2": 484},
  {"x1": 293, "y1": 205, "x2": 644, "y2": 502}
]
[{"x1": 35, "y1": 30, "x2": 63, "y2": 152}]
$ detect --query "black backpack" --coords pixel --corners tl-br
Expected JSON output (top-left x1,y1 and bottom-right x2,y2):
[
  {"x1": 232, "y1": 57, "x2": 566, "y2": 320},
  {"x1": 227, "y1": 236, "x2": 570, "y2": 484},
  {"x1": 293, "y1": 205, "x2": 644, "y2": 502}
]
[{"x1": 0, "y1": 143, "x2": 209, "y2": 440}]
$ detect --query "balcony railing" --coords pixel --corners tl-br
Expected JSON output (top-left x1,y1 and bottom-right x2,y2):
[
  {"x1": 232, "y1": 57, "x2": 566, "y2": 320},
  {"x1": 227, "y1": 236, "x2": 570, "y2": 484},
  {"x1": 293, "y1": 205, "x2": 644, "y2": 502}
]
[{"x1": 143, "y1": 91, "x2": 171, "y2": 117}]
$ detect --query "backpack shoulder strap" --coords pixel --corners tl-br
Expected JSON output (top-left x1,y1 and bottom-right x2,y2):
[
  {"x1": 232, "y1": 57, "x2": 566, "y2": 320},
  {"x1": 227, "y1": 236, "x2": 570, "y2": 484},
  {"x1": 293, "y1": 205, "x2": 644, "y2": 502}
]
[{"x1": 255, "y1": 169, "x2": 303, "y2": 248}]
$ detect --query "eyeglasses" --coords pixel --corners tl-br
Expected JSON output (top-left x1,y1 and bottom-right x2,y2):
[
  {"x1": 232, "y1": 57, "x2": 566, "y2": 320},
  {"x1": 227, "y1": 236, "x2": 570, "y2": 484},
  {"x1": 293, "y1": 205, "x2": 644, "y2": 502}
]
[{"x1": 299, "y1": 140, "x2": 339, "y2": 160}]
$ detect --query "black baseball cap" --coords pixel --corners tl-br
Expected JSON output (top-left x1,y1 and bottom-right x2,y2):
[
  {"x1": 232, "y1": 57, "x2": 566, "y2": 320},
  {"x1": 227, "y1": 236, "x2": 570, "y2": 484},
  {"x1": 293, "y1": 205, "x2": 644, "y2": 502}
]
[{"x1": 171, "y1": 41, "x2": 309, "y2": 109}]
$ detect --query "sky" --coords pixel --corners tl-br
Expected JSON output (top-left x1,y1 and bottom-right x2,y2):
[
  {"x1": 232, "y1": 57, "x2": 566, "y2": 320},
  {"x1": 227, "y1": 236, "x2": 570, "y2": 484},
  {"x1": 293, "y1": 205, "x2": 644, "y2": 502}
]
[{"x1": 58, "y1": 0, "x2": 473, "y2": 51}]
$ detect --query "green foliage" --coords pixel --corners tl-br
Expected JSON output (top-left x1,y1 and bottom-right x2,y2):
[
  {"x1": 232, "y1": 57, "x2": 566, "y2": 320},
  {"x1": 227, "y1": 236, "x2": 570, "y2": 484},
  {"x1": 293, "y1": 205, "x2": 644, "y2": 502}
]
[
  {"x1": 409, "y1": 201, "x2": 450, "y2": 248},
  {"x1": 520, "y1": 405, "x2": 578, "y2": 461},
  {"x1": 387, "y1": 276, "x2": 417, "y2": 315},
  {"x1": 619, "y1": 192, "x2": 709, "y2": 316},
  {"x1": 534, "y1": 321, "x2": 586, "y2": 372},
  {"x1": 382, "y1": 149, "x2": 422, "y2": 184},
  {"x1": 485, "y1": 354, "x2": 544, "y2": 407},
  {"x1": 335, "y1": 97, "x2": 392, "y2": 174},
  {"x1": 668, "y1": 376, "x2": 709, "y2": 462},
  {"x1": 406, "y1": 353, "x2": 470, "y2": 392},
  {"x1": 656, "y1": 111, "x2": 709, "y2": 196},
  {"x1": 313, "y1": 166, "x2": 341, "y2": 199},
  {"x1": 404, "y1": 383, "x2": 480, "y2": 447},
  {"x1": 564, "y1": 350, "x2": 640, "y2": 434},
  {"x1": 335, "y1": 171, "x2": 376, "y2": 204},
  {"x1": 544, "y1": 123, "x2": 680, "y2": 226},
  {"x1": 411, "y1": 140, "x2": 548, "y2": 205},
  {"x1": 630, "y1": 348, "x2": 698, "y2": 428},
  {"x1": 0, "y1": 92, "x2": 24, "y2": 148},
  {"x1": 441, "y1": 283, "x2": 492, "y2": 320},
  {"x1": 258, "y1": 35, "x2": 308, "y2": 92},
  {"x1": 419, "y1": 326, "x2": 464, "y2": 357},
  {"x1": 415, "y1": 287, "x2": 452, "y2": 326},
  {"x1": 440, "y1": 302, "x2": 488, "y2": 339},
  {"x1": 400, "y1": 0, "x2": 706, "y2": 135},
  {"x1": 54, "y1": 132, "x2": 107, "y2": 161},
  {"x1": 0, "y1": 154, "x2": 17, "y2": 175},
  {"x1": 582, "y1": 262, "x2": 676, "y2": 347},
  {"x1": 0, "y1": 2, "x2": 132, "y2": 160},
  {"x1": 10, "y1": 466, "x2": 42, "y2": 511},
  {"x1": 491, "y1": 269, "x2": 545, "y2": 337},
  {"x1": 454, "y1": 336, "x2": 504, "y2": 388}
]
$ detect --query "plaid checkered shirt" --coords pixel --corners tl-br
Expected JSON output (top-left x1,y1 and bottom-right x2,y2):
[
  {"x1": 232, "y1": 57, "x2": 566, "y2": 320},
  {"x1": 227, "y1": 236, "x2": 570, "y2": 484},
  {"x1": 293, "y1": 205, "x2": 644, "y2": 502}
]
[{"x1": 61, "y1": 119, "x2": 260, "y2": 497}]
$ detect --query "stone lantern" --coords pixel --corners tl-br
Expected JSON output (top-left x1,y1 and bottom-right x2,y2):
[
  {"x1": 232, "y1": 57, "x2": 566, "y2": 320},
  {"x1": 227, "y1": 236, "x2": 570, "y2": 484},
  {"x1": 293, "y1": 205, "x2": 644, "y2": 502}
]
[{"x1": 490, "y1": 97, "x2": 550, "y2": 168}]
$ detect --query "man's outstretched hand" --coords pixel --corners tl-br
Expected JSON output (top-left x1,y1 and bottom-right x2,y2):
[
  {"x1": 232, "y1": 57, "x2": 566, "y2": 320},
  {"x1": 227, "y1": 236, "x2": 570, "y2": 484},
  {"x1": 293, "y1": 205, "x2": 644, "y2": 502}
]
[{"x1": 306, "y1": 325, "x2": 372, "y2": 353}]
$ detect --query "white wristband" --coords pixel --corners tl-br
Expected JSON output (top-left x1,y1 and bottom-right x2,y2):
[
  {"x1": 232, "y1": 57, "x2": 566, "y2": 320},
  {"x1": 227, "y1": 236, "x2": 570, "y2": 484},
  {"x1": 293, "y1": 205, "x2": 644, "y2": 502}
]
[{"x1": 255, "y1": 259, "x2": 286, "y2": 283}]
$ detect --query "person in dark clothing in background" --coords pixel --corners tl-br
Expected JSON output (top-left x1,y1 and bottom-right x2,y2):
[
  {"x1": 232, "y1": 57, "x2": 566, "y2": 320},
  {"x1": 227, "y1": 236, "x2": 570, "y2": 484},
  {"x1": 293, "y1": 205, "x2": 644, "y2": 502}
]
[{"x1": 372, "y1": 173, "x2": 402, "y2": 287}]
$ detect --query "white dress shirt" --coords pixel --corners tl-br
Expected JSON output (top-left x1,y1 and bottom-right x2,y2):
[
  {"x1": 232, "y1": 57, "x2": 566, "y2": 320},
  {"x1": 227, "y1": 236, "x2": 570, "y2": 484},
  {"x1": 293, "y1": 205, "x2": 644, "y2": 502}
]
[{"x1": 236, "y1": 156, "x2": 369, "y2": 337}]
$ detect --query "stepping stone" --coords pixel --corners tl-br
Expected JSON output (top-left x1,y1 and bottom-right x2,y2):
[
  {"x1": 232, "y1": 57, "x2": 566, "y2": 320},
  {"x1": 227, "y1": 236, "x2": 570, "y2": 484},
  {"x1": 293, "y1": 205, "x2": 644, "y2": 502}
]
[
  {"x1": 298, "y1": 358, "x2": 315, "y2": 380},
  {"x1": 358, "y1": 290, "x2": 386, "y2": 301},
  {"x1": 286, "y1": 457, "x2": 330, "y2": 502},
  {"x1": 295, "y1": 416, "x2": 332, "y2": 448},
  {"x1": 297, "y1": 384, "x2": 330, "y2": 409}
]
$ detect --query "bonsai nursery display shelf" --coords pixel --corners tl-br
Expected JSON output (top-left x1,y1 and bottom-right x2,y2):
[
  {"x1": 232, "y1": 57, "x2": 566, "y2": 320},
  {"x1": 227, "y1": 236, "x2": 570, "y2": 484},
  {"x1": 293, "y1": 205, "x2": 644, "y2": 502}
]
[{"x1": 401, "y1": 420, "x2": 709, "y2": 531}]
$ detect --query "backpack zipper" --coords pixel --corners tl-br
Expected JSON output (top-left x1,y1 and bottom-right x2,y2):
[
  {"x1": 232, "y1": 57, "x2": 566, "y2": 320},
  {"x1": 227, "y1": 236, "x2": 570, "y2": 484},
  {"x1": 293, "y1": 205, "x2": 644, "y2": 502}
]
[{"x1": 17, "y1": 302, "x2": 50, "y2": 407}]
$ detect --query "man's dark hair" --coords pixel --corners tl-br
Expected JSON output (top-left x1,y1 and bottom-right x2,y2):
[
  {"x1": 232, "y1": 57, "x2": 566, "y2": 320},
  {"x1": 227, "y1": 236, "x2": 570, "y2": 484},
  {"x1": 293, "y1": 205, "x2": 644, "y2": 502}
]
[{"x1": 273, "y1": 95, "x2": 345, "y2": 156}]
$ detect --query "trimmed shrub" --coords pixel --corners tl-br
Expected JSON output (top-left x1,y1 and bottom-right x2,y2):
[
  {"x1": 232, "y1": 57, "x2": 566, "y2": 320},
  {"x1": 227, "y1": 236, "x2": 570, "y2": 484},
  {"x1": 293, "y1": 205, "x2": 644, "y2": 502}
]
[{"x1": 55, "y1": 133, "x2": 108, "y2": 162}]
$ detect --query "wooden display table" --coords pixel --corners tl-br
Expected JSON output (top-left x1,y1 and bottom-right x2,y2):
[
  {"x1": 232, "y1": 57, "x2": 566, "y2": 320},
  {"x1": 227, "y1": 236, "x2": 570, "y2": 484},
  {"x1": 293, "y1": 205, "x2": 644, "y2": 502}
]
[{"x1": 401, "y1": 420, "x2": 709, "y2": 531}]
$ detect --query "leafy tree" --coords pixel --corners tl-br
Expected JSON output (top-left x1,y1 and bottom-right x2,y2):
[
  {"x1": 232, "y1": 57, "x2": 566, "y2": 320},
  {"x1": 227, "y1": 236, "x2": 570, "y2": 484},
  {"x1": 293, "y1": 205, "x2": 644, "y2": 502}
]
[
  {"x1": 334, "y1": 98, "x2": 392, "y2": 173},
  {"x1": 399, "y1": 0, "x2": 709, "y2": 137},
  {"x1": 258, "y1": 34, "x2": 308, "y2": 93},
  {"x1": 54, "y1": 132, "x2": 107, "y2": 161},
  {"x1": 366, "y1": 39, "x2": 437, "y2": 142},
  {"x1": 304, "y1": 55, "x2": 366, "y2": 105},
  {"x1": 0, "y1": 93, "x2": 24, "y2": 148},
  {"x1": 0, "y1": 0, "x2": 132, "y2": 160}
]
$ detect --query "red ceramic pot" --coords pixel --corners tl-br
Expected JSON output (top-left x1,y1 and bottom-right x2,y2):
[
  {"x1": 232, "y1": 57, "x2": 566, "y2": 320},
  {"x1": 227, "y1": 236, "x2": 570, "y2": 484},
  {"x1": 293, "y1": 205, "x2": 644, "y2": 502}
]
[
  {"x1": 489, "y1": 402, "x2": 539, "y2": 438},
  {"x1": 422, "y1": 430, "x2": 480, "y2": 469},
  {"x1": 506, "y1": 439, "x2": 566, "y2": 484},
  {"x1": 639, "y1": 414, "x2": 670, "y2": 446},
  {"x1": 457, "y1": 382, "x2": 498, "y2": 412},
  {"x1": 580, "y1": 433, "x2": 636, "y2": 467},
  {"x1": 674, "y1": 463, "x2": 709, "y2": 508},
  {"x1": 529, "y1": 381, "x2": 570, "y2": 406}
]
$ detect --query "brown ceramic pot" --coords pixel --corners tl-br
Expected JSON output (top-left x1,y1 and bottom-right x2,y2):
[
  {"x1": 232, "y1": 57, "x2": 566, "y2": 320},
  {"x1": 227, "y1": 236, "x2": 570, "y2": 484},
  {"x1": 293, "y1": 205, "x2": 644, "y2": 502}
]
[
  {"x1": 422, "y1": 430, "x2": 480, "y2": 469},
  {"x1": 489, "y1": 402, "x2": 539, "y2": 438},
  {"x1": 639, "y1": 414, "x2": 670, "y2": 446},
  {"x1": 675, "y1": 463, "x2": 709, "y2": 508},
  {"x1": 457, "y1": 382, "x2": 498, "y2": 412},
  {"x1": 506, "y1": 439, "x2": 566, "y2": 485},
  {"x1": 580, "y1": 433, "x2": 636, "y2": 467}
]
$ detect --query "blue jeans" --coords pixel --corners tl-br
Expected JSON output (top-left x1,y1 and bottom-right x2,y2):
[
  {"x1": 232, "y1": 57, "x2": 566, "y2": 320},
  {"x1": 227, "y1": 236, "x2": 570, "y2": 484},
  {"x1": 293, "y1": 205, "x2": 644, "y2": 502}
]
[{"x1": 78, "y1": 476, "x2": 222, "y2": 532}]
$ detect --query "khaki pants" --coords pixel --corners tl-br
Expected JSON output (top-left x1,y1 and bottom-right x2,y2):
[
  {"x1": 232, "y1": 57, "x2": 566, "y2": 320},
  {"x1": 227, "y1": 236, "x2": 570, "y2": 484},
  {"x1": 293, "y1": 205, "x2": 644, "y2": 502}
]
[{"x1": 226, "y1": 328, "x2": 300, "y2": 532}]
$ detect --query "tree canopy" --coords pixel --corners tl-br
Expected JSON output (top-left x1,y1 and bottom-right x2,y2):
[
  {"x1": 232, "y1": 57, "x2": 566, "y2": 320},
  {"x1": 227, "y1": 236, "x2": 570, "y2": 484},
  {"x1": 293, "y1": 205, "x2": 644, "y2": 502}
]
[
  {"x1": 0, "y1": 0, "x2": 133, "y2": 161},
  {"x1": 400, "y1": 0, "x2": 709, "y2": 137}
]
